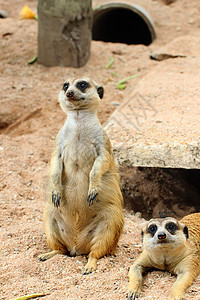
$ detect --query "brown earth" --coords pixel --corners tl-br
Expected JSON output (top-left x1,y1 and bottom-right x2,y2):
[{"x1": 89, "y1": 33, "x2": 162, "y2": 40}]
[{"x1": 0, "y1": 0, "x2": 200, "y2": 299}]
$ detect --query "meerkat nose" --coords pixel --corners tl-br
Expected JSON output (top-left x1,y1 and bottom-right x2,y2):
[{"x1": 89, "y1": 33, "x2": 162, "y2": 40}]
[
  {"x1": 67, "y1": 90, "x2": 74, "y2": 98},
  {"x1": 158, "y1": 232, "x2": 167, "y2": 240}
]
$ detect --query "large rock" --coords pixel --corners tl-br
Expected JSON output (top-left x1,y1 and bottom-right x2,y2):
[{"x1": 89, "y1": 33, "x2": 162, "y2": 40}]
[{"x1": 105, "y1": 48, "x2": 200, "y2": 169}]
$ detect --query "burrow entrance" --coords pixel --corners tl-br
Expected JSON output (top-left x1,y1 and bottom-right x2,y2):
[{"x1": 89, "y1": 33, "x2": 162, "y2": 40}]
[
  {"x1": 92, "y1": 3, "x2": 156, "y2": 45},
  {"x1": 121, "y1": 166, "x2": 200, "y2": 220}
]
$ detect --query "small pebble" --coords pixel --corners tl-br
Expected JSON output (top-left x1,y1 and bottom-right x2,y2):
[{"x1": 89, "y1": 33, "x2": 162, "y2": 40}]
[{"x1": 0, "y1": 10, "x2": 8, "y2": 18}]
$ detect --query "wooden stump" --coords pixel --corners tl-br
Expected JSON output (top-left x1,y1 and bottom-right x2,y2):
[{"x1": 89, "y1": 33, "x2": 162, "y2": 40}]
[{"x1": 37, "y1": 0, "x2": 92, "y2": 67}]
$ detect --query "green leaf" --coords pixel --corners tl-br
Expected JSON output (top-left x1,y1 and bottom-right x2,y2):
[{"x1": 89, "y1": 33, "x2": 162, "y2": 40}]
[
  {"x1": 116, "y1": 83, "x2": 126, "y2": 90},
  {"x1": 28, "y1": 56, "x2": 38, "y2": 65},
  {"x1": 116, "y1": 74, "x2": 138, "y2": 90},
  {"x1": 10, "y1": 293, "x2": 46, "y2": 300},
  {"x1": 111, "y1": 72, "x2": 120, "y2": 77},
  {"x1": 105, "y1": 56, "x2": 114, "y2": 69}
]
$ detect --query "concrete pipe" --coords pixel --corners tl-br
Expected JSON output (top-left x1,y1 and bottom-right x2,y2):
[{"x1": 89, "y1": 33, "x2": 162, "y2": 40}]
[{"x1": 92, "y1": 3, "x2": 156, "y2": 45}]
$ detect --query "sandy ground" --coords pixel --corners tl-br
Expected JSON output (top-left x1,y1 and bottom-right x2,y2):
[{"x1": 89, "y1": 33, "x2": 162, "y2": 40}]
[{"x1": 0, "y1": 0, "x2": 200, "y2": 299}]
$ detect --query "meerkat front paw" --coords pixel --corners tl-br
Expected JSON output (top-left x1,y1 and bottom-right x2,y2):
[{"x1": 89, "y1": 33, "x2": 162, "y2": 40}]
[
  {"x1": 87, "y1": 187, "x2": 99, "y2": 206},
  {"x1": 127, "y1": 288, "x2": 141, "y2": 300},
  {"x1": 52, "y1": 190, "x2": 61, "y2": 207},
  {"x1": 82, "y1": 264, "x2": 97, "y2": 275},
  {"x1": 83, "y1": 257, "x2": 97, "y2": 275}
]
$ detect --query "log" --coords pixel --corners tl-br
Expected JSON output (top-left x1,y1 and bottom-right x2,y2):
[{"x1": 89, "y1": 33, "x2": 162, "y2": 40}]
[{"x1": 37, "y1": 0, "x2": 92, "y2": 67}]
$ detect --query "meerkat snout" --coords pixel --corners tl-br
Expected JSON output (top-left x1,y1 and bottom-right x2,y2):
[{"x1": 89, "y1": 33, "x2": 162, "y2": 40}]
[
  {"x1": 66, "y1": 90, "x2": 75, "y2": 98},
  {"x1": 157, "y1": 232, "x2": 166, "y2": 240}
]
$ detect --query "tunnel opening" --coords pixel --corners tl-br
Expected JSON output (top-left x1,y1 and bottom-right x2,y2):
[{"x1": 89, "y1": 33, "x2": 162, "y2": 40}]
[
  {"x1": 121, "y1": 166, "x2": 200, "y2": 220},
  {"x1": 92, "y1": 4, "x2": 156, "y2": 46}
]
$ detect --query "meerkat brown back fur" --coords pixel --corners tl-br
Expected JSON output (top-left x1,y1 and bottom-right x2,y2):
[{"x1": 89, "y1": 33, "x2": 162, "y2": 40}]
[
  {"x1": 39, "y1": 77, "x2": 124, "y2": 274},
  {"x1": 127, "y1": 213, "x2": 200, "y2": 300}
]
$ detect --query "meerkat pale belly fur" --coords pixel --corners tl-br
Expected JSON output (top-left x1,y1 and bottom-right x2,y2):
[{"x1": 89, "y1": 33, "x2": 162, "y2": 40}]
[
  {"x1": 39, "y1": 77, "x2": 124, "y2": 274},
  {"x1": 127, "y1": 213, "x2": 200, "y2": 300}
]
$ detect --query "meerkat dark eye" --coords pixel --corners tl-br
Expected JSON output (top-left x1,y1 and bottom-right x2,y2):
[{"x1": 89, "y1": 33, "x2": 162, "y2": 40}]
[
  {"x1": 76, "y1": 81, "x2": 90, "y2": 92},
  {"x1": 63, "y1": 82, "x2": 69, "y2": 91},
  {"x1": 80, "y1": 82, "x2": 88, "y2": 89},
  {"x1": 63, "y1": 82, "x2": 69, "y2": 92},
  {"x1": 148, "y1": 224, "x2": 157, "y2": 236},
  {"x1": 166, "y1": 222, "x2": 178, "y2": 234}
]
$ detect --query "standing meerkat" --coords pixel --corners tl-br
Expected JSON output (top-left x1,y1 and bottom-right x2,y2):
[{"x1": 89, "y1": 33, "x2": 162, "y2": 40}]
[
  {"x1": 127, "y1": 213, "x2": 200, "y2": 300},
  {"x1": 39, "y1": 77, "x2": 124, "y2": 274}
]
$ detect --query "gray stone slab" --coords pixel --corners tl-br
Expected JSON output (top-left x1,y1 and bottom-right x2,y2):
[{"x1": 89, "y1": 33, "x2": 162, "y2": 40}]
[{"x1": 104, "y1": 56, "x2": 200, "y2": 169}]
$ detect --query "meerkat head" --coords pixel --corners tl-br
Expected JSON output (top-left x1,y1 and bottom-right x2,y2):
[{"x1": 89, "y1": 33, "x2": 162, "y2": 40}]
[
  {"x1": 59, "y1": 77, "x2": 104, "y2": 113},
  {"x1": 142, "y1": 217, "x2": 189, "y2": 250}
]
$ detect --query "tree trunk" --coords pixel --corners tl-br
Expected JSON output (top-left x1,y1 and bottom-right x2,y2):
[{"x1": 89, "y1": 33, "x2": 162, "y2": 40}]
[{"x1": 37, "y1": 0, "x2": 92, "y2": 67}]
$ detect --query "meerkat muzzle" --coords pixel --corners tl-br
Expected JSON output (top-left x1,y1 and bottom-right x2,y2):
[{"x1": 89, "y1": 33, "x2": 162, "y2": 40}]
[
  {"x1": 66, "y1": 90, "x2": 84, "y2": 101},
  {"x1": 66, "y1": 90, "x2": 75, "y2": 99},
  {"x1": 157, "y1": 232, "x2": 167, "y2": 241}
]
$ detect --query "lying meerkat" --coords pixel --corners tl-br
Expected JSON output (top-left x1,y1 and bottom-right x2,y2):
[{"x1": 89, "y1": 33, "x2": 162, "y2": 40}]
[
  {"x1": 127, "y1": 213, "x2": 200, "y2": 300},
  {"x1": 39, "y1": 77, "x2": 124, "y2": 274}
]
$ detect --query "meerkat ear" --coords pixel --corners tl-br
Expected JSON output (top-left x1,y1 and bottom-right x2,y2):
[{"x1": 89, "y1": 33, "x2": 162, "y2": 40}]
[
  {"x1": 183, "y1": 226, "x2": 189, "y2": 239},
  {"x1": 97, "y1": 86, "x2": 104, "y2": 99}
]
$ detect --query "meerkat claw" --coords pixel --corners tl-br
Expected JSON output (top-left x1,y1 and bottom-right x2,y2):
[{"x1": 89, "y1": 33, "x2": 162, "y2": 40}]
[
  {"x1": 87, "y1": 192, "x2": 98, "y2": 206},
  {"x1": 51, "y1": 192, "x2": 54, "y2": 201},
  {"x1": 52, "y1": 191, "x2": 61, "y2": 207},
  {"x1": 127, "y1": 293, "x2": 138, "y2": 300},
  {"x1": 56, "y1": 196, "x2": 60, "y2": 207},
  {"x1": 38, "y1": 256, "x2": 47, "y2": 262}
]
